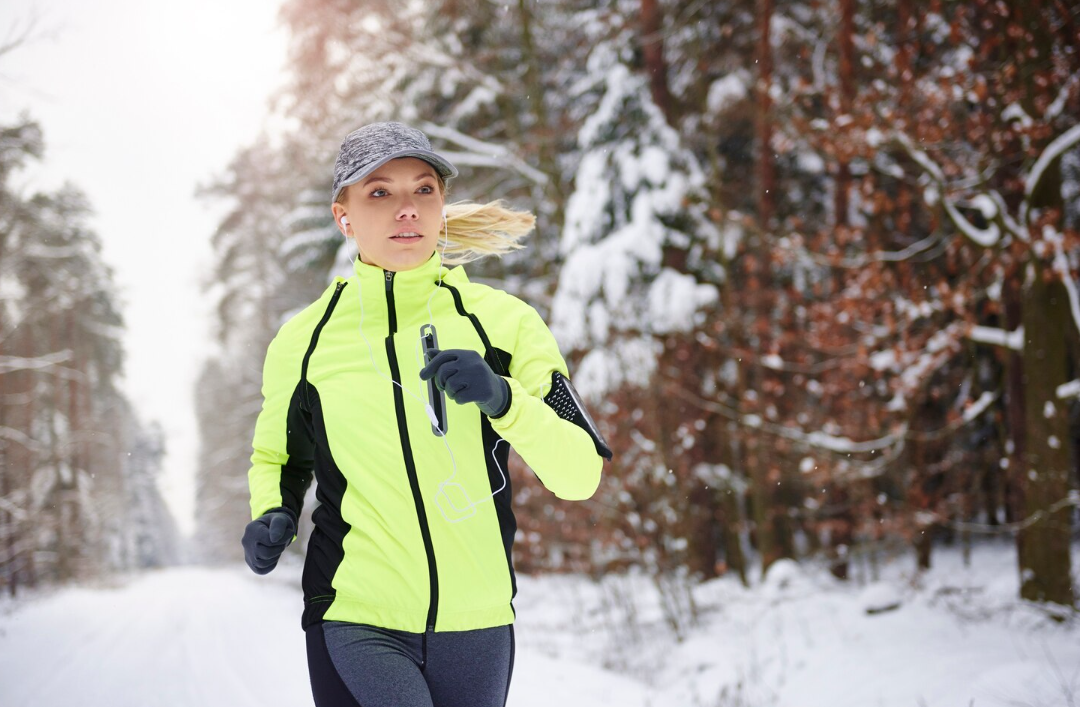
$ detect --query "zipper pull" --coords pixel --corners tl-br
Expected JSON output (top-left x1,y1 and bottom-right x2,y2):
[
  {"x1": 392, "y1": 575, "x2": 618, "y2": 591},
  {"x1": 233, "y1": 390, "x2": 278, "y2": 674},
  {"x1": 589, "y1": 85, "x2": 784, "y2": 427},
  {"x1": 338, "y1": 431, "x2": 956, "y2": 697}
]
[{"x1": 385, "y1": 270, "x2": 394, "y2": 291}]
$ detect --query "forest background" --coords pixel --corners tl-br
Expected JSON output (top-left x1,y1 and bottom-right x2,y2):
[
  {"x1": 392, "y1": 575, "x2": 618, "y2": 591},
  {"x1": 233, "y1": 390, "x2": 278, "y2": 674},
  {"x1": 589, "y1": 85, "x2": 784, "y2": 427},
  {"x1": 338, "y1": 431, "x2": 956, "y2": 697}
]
[{"x1": 2, "y1": 0, "x2": 1079, "y2": 633}]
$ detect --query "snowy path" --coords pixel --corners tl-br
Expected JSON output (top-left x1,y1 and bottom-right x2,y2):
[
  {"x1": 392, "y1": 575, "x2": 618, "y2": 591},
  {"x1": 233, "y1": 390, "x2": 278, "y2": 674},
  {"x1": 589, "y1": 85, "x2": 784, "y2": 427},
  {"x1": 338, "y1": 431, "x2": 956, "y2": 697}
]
[
  {"x1": 0, "y1": 563, "x2": 649, "y2": 707},
  {"x1": 2, "y1": 544, "x2": 1078, "y2": 707}
]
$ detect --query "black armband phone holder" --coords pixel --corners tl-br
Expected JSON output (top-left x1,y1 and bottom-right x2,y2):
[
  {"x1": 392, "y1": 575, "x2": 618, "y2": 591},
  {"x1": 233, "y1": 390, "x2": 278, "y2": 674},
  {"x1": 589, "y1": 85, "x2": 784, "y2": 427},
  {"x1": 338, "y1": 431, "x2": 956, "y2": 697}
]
[{"x1": 543, "y1": 371, "x2": 613, "y2": 460}]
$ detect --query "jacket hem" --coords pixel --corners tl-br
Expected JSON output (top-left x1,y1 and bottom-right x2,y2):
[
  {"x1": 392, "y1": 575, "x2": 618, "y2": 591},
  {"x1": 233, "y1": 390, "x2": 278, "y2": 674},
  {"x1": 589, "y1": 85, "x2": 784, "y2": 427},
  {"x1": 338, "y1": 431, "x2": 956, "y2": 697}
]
[{"x1": 314, "y1": 594, "x2": 516, "y2": 633}]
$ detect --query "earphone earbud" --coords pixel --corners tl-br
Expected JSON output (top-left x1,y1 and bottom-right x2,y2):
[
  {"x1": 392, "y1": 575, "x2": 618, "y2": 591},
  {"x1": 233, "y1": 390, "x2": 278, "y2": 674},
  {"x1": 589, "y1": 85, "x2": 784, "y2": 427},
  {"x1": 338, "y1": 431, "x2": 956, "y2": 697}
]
[{"x1": 340, "y1": 216, "x2": 350, "y2": 227}]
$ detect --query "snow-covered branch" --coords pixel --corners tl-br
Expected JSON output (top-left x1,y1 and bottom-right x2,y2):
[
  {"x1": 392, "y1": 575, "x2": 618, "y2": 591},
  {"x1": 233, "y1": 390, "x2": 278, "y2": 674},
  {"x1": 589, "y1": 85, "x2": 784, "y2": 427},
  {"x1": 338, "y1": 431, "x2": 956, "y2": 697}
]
[
  {"x1": 897, "y1": 322, "x2": 965, "y2": 397},
  {"x1": 1022, "y1": 123, "x2": 1080, "y2": 221},
  {"x1": 1058, "y1": 379, "x2": 1080, "y2": 400},
  {"x1": 24, "y1": 244, "x2": 85, "y2": 259},
  {"x1": 907, "y1": 391, "x2": 1000, "y2": 442},
  {"x1": 0, "y1": 495, "x2": 29, "y2": 521},
  {"x1": 946, "y1": 490, "x2": 1080, "y2": 535},
  {"x1": 670, "y1": 384, "x2": 906, "y2": 455},
  {"x1": 0, "y1": 425, "x2": 45, "y2": 453},
  {"x1": 896, "y1": 132, "x2": 1004, "y2": 247},
  {"x1": 967, "y1": 325, "x2": 1023, "y2": 351},
  {"x1": 896, "y1": 132, "x2": 944, "y2": 182},
  {"x1": 942, "y1": 198, "x2": 1001, "y2": 247},
  {"x1": 1046, "y1": 74, "x2": 1078, "y2": 120},
  {"x1": 419, "y1": 123, "x2": 549, "y2": 186},
  {"x1": 0, "y1": 350, "x2": 73, "y2": 374},
  {"x1": 794, "y1": 232, "x2": 943, "y2": 268},
  {"x1": 1048, "y1": 227, "x2": 1080, "y2": 344}
]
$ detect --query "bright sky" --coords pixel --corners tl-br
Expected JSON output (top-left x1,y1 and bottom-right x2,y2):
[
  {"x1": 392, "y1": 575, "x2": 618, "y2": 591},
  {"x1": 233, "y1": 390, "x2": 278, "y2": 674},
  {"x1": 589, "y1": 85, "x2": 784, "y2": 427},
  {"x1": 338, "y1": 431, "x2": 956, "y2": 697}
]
[{"x1": 0, "y1": 0, "x2": 289, "y2": 538}]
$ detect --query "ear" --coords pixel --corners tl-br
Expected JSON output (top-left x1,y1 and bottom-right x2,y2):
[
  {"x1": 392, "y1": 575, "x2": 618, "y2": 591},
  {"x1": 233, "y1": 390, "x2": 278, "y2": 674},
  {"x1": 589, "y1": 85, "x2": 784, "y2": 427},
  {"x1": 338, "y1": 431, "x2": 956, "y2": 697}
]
[{"x1": 331, "y1": 202, "x2": 349, "y2": 237}]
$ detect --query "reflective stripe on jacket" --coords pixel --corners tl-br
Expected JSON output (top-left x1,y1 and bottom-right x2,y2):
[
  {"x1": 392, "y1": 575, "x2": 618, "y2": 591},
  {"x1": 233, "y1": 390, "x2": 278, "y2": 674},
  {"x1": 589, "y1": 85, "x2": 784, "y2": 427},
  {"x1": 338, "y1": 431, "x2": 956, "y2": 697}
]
[{"x1": 248, "y1": 253, "x2": 604, "y2": 632}]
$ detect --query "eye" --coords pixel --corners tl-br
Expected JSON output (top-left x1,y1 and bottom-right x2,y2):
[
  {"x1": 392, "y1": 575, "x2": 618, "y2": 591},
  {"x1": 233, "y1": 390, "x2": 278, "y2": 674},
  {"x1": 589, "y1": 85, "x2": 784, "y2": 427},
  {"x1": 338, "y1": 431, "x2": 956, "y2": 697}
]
[
  {"x1": 370, "y1": 188, "x2": 389, "y2": 198},
  {"x1": 417, "y1": 184, "x2": 435, "y2": 194}
]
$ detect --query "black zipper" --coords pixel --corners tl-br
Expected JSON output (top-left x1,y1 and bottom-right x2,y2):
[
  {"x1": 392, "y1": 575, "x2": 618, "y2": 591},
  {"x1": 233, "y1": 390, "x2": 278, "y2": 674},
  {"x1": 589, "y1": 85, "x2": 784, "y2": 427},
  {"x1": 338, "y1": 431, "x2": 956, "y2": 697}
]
[{"x1": 383, "y1": 270, "x2": 440, "y2": 633}]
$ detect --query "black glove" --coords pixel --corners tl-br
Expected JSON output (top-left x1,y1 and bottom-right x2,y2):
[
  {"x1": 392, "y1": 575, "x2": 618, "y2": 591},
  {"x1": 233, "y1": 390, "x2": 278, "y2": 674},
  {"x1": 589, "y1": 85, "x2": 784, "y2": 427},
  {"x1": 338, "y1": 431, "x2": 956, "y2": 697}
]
[
  {"x1": 420, "y1": 349, "x2": 510, "y2": 418},
  {"x1": 242, "y1": 509, "x2": 296, "y2": 575}
]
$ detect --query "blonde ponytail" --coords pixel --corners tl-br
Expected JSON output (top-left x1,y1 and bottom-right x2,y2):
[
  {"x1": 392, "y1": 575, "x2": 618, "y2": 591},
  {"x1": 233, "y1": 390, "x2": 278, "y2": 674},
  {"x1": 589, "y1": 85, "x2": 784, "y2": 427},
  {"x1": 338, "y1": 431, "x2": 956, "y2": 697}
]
[{"x1": 438, "y1": 200, "x2": 535, "y2": 265}]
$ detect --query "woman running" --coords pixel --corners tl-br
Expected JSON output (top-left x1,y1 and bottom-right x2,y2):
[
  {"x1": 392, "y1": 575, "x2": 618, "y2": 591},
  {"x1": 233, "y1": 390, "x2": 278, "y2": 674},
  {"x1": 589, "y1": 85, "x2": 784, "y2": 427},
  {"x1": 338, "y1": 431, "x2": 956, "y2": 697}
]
[{"x1": 242, "y1": 121, "x2": 611, "y2": 707}]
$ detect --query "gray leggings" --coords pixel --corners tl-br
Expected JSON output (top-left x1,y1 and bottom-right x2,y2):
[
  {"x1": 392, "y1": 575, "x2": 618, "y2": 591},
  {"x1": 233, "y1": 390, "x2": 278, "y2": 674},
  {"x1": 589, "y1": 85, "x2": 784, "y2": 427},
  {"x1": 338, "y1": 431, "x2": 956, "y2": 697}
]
[{"x1": 305, "y1": 620, "x2": 514, "y2": 707}]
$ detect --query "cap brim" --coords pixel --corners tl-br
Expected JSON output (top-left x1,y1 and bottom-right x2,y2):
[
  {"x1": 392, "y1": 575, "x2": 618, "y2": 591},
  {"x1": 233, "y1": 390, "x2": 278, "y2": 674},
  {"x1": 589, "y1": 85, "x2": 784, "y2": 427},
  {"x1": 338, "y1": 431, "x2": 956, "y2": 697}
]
[{"x1": 332, "y1": 149, "x2": 458, "y2": 202}]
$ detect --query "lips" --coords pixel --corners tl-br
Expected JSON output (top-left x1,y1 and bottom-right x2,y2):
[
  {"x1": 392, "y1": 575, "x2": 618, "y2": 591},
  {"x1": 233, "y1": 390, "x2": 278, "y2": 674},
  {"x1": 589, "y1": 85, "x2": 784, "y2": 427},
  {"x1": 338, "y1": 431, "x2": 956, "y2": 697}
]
[{"x1": 391, "y1": 231, "x2": 422, "y2": 239}]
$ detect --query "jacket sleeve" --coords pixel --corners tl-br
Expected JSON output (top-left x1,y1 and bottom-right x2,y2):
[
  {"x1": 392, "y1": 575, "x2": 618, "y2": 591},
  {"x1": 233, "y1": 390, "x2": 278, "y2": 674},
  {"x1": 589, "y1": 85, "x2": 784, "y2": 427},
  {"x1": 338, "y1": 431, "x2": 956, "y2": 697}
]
[
  {"x1": 487, "y1": 305, "x2": 604, "y2": 501},
  {"x1": 247, "y1": 328, "x2": 315, "y2": 522}
]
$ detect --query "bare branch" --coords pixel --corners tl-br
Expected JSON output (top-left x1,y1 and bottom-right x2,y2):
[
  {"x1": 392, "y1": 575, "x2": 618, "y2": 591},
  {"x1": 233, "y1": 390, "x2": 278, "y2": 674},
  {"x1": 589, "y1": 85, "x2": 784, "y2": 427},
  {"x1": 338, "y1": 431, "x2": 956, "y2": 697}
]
[
  {"x1": 940, "y1": 491, "x2": 1080, "y2": 535},
  {"x1": 0, "y1": 13, "x2": 38, "y2": 59}
]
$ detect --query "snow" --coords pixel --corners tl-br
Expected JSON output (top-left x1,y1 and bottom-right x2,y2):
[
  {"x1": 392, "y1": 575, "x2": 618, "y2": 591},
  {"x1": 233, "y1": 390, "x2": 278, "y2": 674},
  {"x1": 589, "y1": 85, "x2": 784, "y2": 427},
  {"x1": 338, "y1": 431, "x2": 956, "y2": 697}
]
[
  {"x1": 1, "y1": 544, "x2": 1078, "y2": 706},
  {"x1": 1026, "y1": 124, "x2": 1080, "y2": 201},
  {"x1": 0, "y1": 566, "x2": 313, "y2": 707},
  {"x1": 969, "y1": 193, "x2": 998, "y2": 220},
  {"x1": 963, "y1": 391, "x2": 999, "y2": 423},
  {"x1": 573, "y1": 336, "x2": 660, "y2": 403},
  {"x1": 706, "y1": 72, "x2": 749, "y2": 114},
  {"x1": 762, "y1": 353, "x2": 785, "y2": 370},
  {"x1": 797, "y1": 151, "x2": 826, "y2": 174},
  {"x1": 869, "y1": 348, "x2": 897, "y2": 371},
  {"x1": 897, "y1": 132, "x2": 945, "y2": 182},
  {"x1": 1058, "y1": 379, "x2": 1080, "y2": 399},
  {"x1": 552, "y1": 50, "x2": 712, "y2": 360},
  {"x1": 1048, "y1": 225, "x2": 1080, "y2": 343},
  {"x1": 859, "y1": 581, "x2": 902, "y2": 614},
  {"x1": 969, "y1": 325, "x2": 1024, "y2": 351},
  {"x1": 1002, "y1": 102, "x2": 1033, "y2": 128},
  {"x1": 647, "y1": 269, "x2": 718, "y2": 335},
  {"x1": 944, "y1": 197, "x2": 1001, "y2": 247}
]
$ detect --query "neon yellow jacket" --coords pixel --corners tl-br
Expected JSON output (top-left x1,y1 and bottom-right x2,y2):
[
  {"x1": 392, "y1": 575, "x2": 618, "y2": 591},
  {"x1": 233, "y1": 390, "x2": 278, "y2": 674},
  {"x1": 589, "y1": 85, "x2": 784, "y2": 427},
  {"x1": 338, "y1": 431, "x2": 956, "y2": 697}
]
[{"x1": 248, "y1": 253, "x2": 606, "y2": 632}]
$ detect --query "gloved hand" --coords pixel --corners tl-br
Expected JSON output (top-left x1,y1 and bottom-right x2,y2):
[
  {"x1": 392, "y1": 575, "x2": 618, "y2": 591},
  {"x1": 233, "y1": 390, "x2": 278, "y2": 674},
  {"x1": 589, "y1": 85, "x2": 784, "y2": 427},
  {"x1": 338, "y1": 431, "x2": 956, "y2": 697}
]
[
  {"x1": 420, "y1": 349, "x2": 510, "y2": 418},
  {"x1": 241, "y1": 509, "x2": 296, "y2": 575}
]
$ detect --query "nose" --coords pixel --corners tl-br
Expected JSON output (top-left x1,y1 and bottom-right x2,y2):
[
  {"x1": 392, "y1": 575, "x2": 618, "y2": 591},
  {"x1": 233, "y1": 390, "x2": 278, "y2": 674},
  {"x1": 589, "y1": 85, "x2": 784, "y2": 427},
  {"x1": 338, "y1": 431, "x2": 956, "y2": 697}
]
[{"x1": 396, "y1": 198, "x2": 418, "y2": 221}]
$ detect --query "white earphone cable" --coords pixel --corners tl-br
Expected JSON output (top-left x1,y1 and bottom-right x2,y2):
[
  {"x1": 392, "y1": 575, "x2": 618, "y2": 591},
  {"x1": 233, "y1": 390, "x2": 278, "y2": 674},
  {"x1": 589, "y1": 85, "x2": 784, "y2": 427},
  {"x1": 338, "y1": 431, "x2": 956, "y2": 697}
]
[{"x1": 347, "y1": 207, "x2": 507, "y2": 523}]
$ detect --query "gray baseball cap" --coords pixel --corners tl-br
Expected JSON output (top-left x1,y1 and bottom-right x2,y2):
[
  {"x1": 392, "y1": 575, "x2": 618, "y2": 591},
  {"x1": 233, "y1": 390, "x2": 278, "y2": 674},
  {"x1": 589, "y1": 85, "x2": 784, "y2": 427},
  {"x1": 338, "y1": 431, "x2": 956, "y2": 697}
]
[{"x1": 331, "y1": 122, "x2": 458, "y2": 203}]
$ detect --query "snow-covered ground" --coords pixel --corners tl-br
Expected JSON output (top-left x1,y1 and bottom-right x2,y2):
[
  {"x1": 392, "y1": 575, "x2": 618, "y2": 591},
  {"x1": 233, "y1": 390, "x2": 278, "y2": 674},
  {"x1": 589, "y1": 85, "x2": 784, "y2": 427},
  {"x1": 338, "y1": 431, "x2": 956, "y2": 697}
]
[{"x1": 1, "y1": 541, "x2": 1077, "y2": 707}]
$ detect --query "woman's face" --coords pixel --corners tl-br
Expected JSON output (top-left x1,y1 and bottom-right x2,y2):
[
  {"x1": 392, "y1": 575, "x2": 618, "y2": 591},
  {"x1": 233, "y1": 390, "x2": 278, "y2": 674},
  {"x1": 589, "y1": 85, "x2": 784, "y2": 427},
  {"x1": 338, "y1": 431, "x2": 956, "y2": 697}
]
[{"x1": 332, "y1": 157, "x2": 445, "y2": 272}]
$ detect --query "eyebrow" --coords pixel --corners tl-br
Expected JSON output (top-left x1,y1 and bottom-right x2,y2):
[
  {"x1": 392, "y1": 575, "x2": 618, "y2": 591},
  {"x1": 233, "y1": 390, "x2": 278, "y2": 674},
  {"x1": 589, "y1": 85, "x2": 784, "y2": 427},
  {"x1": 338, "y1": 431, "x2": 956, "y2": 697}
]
[{"x1": 361, "y1": 172, "x2": 436, "y2": 187}]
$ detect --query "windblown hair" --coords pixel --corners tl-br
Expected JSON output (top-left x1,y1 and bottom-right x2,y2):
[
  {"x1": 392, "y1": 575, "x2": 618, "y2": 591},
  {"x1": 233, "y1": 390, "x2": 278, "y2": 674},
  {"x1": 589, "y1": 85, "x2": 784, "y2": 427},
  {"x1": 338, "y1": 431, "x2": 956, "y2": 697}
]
[
  {"x1": 438, "y1": 199, "x2": 534, "y2": 265},
  {"x1": 335, "y1": 178, "x2": 534, "y2": 266}
]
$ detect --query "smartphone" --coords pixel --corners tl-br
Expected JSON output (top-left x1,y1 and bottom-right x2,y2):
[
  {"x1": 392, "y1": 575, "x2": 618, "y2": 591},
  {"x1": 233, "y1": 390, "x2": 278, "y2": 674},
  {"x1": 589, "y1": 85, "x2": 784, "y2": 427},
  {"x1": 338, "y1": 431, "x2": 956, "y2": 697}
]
[{"x1": 420, "y1": 323, "x2": 447, "y2": 436}]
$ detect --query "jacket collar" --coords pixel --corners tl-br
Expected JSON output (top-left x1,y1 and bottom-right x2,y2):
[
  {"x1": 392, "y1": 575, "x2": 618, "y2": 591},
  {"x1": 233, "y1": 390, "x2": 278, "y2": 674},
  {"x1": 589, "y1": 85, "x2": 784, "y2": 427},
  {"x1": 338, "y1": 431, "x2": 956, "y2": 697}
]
[{"x1": 351, "y1": 251, "x2": 467, "y2": 315}]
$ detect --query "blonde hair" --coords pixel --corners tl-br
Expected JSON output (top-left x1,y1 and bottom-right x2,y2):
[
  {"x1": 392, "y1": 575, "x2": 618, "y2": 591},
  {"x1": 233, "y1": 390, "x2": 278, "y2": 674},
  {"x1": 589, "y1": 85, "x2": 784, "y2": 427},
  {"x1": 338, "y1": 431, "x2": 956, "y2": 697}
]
[
  {"x1": 334, "y1": 180, "x2": 535, "y2": 266},
  {"x1": 438, "y1": 200, "x2": 534, "y2": 265}
]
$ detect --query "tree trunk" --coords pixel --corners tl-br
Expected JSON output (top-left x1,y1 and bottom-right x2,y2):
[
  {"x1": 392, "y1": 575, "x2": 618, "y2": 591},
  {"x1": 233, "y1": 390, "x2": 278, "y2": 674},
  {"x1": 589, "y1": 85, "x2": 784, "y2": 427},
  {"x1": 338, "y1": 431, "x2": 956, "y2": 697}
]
[
  {"x1": 834, "y1": 0, "x2": 855, "y2": 226},
  {"x1": 827, "y1": 485, "x2": 855, "y2": 579},
  {"x1": 687, "y1": 479, "x2": 721, "y2": 580},
  {"x1": 719, "y1": 418, "x2": 748, "y2": 587},
  {"x1": 516, "y1": 0, "x2": 567, "y2": 270},
  {"x1": 748, "y1": 431, "x2": 778, "y2": 576},
  {"x1": 756, "y1": 0, "x2": 776, "y2": 228},
  {"x1": 1018, "y1": 265, "x2": 1075, "y2": 607},
  {"x1": 1002, "y1": 269, "x2": 1026, "y2": 558},
  {"x1": 640, "y1": 0, "x2": 674, "y2": 123}
]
